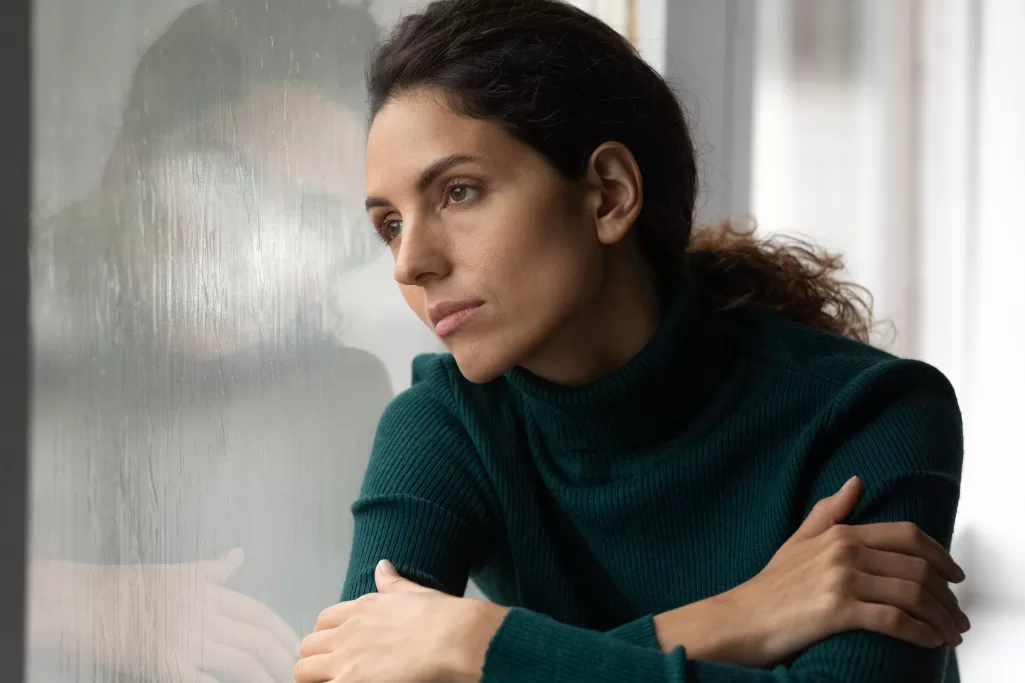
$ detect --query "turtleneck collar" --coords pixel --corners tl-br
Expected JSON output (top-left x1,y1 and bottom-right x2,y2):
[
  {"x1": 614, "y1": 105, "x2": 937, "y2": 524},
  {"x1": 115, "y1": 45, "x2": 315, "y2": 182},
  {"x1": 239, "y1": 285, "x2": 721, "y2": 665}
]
[{"x1": 503, "y1": 282, "x2": 707, "y2": 452}]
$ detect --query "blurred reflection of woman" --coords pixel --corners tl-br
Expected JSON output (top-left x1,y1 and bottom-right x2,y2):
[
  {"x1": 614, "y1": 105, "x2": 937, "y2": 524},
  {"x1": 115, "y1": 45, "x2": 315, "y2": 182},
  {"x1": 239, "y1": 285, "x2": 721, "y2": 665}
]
[
  {"x1": 28, "y1": 2, "x2": 395, "y2": 682},
  {"x1": 298, "y1": 2, "x2": 967, "y2": 683}
]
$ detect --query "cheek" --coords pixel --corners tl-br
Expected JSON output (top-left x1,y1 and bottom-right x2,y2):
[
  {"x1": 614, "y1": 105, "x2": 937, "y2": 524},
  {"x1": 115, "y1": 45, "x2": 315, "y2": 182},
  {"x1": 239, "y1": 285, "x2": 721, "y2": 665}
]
[
  {"x1": 515, "y1": 232, "x2": 600, "y2": 331},
  {"x1": 488, "y1": 202, "x2": 597, "y2": 308},
  {"x1": 447, "y1": 218, "x2": 598, "y2": 383},
  {"x1": 470, "y1": 198, "x2": 600, "y2": 340}
]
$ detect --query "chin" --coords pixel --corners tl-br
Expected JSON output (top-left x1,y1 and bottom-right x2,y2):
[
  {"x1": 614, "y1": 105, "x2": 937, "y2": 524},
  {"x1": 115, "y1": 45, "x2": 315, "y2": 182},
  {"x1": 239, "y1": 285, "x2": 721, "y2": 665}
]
[{"x1": 449, "y1": 342, "x2": 517, "y2": 384}]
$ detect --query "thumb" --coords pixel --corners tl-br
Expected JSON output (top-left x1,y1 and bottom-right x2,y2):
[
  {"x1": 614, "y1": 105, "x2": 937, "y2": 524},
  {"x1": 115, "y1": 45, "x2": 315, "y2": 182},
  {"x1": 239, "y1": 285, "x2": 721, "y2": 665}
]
[
  {"x1": 793, "y1": 476, "x2": 862, "y2": 541},
  {"x1": 203, "y1": 547, "x2": 245, "y2": 584},
  {"x1": 375, "y1": 560, "x2": 431, "y2": 594}
]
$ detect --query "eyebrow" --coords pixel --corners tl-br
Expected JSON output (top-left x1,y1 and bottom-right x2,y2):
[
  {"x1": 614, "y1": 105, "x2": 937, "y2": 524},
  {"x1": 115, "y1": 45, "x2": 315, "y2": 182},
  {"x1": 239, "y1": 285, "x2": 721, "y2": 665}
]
[{"x1": 365, "y1": 154, "x2": 481, "y2": 210}]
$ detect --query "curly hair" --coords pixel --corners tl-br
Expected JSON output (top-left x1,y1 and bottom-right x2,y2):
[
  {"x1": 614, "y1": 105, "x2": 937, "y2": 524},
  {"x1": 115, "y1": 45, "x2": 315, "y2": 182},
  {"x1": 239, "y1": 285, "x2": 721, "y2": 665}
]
[{"x1": 688, "y1": 221, "x2": 875, "y2": 342}]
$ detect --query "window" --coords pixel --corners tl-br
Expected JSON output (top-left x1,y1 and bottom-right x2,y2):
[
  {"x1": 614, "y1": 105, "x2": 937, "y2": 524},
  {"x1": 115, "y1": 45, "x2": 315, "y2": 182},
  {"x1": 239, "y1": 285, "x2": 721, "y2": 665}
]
[{"x1": 750, "y1": 0, "x2": 916, "y2": 352}]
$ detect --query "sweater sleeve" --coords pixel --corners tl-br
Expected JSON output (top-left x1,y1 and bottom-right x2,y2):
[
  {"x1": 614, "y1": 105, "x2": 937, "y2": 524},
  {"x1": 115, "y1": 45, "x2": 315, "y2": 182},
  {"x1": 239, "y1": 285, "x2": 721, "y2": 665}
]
[
  {"x1": 341, "y1": 366, "x2": 496, "y2": 599},
  {"x1": 342, "y1": 360, "x2": 677, "y2": 650},
  {"x1": 783, "y1": 358, "x2": 964, "y2": 682},
  {"x1": 477, "y1": 358, "x2": 963, "y2": 683}
]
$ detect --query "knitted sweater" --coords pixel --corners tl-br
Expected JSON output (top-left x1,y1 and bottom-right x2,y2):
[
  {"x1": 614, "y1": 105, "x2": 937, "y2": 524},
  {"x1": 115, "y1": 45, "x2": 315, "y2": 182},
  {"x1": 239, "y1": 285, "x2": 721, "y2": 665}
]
[{"x1": 342, "y1": 286, "x2": 962, "y2": 682}]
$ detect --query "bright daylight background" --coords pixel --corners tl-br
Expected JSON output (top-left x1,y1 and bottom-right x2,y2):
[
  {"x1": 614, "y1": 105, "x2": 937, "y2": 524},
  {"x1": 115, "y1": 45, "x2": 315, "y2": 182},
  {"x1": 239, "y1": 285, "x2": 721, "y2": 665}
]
[{"x1": 28, "y1": 0, "x2": 1023, "y2": 681}]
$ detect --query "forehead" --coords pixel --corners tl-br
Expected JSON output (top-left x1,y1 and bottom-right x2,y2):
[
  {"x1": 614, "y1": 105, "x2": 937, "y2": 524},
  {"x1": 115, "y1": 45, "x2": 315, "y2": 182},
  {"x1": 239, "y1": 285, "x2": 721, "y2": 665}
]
[{"x1": 365, "y1": 90, "x2": 521, "y2": 189}]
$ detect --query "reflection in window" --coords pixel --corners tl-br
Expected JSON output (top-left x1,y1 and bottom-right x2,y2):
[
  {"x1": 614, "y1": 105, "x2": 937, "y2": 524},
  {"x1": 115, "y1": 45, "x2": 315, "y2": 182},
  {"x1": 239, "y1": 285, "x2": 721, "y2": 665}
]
[{"x1": 28, "y1": 1, "x2": 436, "y2": 681}]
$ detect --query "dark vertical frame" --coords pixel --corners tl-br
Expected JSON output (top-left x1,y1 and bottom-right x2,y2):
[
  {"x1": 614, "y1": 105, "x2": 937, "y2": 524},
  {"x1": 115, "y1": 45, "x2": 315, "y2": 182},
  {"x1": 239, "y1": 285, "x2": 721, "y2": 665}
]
[{"x1": 0, "y1": 0, "x2": 31, "y2": 679}]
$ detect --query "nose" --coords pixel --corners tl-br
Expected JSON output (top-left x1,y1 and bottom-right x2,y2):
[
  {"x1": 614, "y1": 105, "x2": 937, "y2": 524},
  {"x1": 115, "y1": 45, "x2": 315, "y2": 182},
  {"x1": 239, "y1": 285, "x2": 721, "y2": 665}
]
[{"x1": 392, "y1": 215, "x2": 450, "y2": 286}]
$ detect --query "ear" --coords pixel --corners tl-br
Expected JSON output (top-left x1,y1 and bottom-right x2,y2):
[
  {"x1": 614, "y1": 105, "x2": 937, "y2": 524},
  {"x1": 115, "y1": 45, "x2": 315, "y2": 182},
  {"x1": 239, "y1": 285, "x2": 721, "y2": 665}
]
[{"x1": 583, "y1": 142, "x2": 643, "y2": 246}]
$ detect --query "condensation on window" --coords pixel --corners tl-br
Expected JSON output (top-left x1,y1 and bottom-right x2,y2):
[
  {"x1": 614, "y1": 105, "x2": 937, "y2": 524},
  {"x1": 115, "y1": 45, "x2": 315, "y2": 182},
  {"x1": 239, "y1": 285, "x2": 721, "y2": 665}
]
[{"x1": 28, "y1": 2, "x2": 438, "y2": 681}]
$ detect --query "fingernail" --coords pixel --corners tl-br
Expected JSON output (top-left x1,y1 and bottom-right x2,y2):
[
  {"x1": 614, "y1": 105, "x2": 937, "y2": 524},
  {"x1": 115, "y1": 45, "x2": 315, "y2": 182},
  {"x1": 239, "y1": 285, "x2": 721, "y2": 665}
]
[
  {"x1": 843, "y1": 476, "x2": 859, "y2": 489},
  {"x1": 376, "y1": 559, "x2": 397, "y2": 577}
]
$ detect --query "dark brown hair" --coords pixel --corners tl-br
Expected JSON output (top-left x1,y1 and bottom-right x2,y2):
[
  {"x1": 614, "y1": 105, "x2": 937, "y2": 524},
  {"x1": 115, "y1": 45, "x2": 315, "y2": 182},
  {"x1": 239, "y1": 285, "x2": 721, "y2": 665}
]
[{"x1": 368, "y1": 0, "x2": 874, "y2": 342}]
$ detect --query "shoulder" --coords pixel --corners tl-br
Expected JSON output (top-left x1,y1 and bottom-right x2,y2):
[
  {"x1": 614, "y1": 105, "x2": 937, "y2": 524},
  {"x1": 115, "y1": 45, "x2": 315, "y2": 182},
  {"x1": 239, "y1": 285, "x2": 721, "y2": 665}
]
[
  {"x1": 410, "y1": 351, "x2": 464, "y2": 397},
  {"x1": 365, "y1": 353, "x2": 499, "y2": 501},
  {"x1": 373, "y1": 354, "x2": 463, "y2": 450},
  {"x1": 408, "y1": 351, "x2": 507, "y2": 401},
  {"x1": 738, "y1": 310, "x2": 962, "y2": 515},
  {"x1": 742, "y1": 307, "x2": 957, "y2": 407},
  {"x1": 387, "y1": 352, "x2": 515, "y2": 435},
  {"x1": 734, "y1": 308, "x2": 962, "y2": 471}
]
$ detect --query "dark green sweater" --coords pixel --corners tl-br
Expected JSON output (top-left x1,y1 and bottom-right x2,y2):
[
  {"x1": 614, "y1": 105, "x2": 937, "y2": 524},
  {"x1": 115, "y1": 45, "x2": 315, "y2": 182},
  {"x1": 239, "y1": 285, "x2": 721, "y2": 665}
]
[{"x1": 341, "y1": 285, "x2": 962, "y2": 682}]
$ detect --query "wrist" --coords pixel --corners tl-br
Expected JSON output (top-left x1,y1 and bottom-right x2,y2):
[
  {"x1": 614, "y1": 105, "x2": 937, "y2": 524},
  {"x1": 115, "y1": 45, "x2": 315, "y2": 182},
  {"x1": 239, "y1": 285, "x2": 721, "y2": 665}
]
[
  {"x1": 653, "y1": 590, "x2": 767, "y2": 667},
  {"x1": 437, "y1": 598, "x2": 508, "y2": 683}
]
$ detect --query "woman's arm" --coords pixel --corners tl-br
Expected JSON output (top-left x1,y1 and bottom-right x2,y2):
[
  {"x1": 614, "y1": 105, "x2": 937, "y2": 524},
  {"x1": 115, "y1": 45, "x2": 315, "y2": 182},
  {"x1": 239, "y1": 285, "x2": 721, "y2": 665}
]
[
  {"x1": 338, "y1": 361, "x2": 668, "y2": 648},
  {"x1": 650, "y1": 477, "x2": 966, "y2": 667},
  {"x1": 315, "y1": 357, "x2": 962, "y2": 682},
  {"x1": 775, "y1": 359, "x2": 964, "y2": 681},
  {"x1": 445, "y1": 358, "x2": 965, "y2": 683}
]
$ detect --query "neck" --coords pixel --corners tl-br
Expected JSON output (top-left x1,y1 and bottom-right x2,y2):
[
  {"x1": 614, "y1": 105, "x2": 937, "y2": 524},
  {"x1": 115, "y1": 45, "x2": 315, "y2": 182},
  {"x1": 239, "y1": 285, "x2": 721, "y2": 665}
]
[{"x1": 519, "y1": 247, "x2": 663, "y2": 387}]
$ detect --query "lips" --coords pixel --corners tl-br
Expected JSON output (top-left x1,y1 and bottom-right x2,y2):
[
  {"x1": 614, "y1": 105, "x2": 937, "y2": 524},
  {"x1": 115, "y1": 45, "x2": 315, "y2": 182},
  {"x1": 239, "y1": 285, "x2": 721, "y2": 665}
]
[{"x1": 428, "y1": 300, "x2": 485, "y2": 337}]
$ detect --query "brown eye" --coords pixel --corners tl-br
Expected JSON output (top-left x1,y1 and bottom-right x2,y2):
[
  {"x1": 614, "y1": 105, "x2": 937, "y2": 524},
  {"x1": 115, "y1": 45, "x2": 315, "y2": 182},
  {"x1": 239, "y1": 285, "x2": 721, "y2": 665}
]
[
  {"x1": 373, "y1": 217, "x2": 401, "y2": 244},
  {"x1": 447, "y1": 184, "x2": 479, "y2": 204}
]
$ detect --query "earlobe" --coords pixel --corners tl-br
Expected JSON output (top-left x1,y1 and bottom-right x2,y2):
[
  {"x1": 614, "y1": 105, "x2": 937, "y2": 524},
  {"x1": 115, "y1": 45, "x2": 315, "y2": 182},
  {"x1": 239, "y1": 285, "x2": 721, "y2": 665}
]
[{"x1": 586, "y1": 142, "x2": 643, "y2": 246}]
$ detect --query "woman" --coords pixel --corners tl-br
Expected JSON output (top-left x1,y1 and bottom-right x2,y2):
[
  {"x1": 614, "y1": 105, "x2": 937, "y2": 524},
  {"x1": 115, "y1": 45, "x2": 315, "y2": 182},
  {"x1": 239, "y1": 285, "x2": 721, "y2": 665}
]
[{"x1": 296, "y1": 1, "x2": 967, "y2": 681}]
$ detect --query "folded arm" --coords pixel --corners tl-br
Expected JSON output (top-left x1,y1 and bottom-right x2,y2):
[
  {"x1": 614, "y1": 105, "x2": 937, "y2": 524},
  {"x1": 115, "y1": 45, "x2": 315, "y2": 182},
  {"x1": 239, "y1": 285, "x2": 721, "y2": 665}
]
[{"x1": 341, "y1": 359, "x2": 962, "y2": 683}]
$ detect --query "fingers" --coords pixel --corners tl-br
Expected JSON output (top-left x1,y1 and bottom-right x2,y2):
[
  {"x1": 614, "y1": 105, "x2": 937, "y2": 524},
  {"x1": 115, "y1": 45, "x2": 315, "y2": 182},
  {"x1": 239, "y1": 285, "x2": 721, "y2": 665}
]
[
  {"x1": 850, "y1": 572, "x2": 961, "y2": 647},
  {"x1": 847, "y1": 601, "x2": 943, "y2": 649},
  {"x1": 216, "y1": 587, "x2": 301, "y2": 654},
  {"x1": 375, "y1": 559, "x2": 401, "y2": 591},
  {"x1": 299, "y1": 627, "x2": 335, "y2": 658},
  {"x1": 315, "y1": 600, "x2": 355, "y2": 632},
  {"x1": 375, "y1": 560, "x2": 432, "y2": 593},
  {"x1": 294, "y1": 652, "x2": 336, "y2": 683},
  {"x1": 794, "y1": 477, "x2": 862, "y2": 540},
  {"x1": 210, "y1": 615, "x2": 298, "y2": 683},
  {"x1": 850, "y1": 522, "x2": 965, "y2": 583},
  {"x1": 199, "y1": 641, "x2": 276, "y2": 683},
  {"x1": 855, "y1": 547, "x2": 970, "y2": 633}
]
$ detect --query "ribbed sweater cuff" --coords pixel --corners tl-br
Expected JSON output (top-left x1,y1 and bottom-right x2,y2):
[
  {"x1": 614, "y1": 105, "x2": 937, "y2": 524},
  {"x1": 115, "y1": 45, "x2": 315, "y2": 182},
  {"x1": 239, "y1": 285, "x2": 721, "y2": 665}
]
[
  {"x1": 482, "y1": 607, "x2": 685, "y2": 683},
  {"x1": 606, "y1": 614, "x2": 660, "y2": 648}
]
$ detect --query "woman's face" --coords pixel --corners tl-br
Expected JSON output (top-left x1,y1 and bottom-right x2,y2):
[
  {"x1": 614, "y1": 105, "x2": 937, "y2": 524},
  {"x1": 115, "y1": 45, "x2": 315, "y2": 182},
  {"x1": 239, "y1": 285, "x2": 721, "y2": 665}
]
[
  {"x1": 125, "y1": 83, "x2": 382, "y2": 356},
  {"x1": 365, "y1": 89, "x2": 607, "y2": 383}
]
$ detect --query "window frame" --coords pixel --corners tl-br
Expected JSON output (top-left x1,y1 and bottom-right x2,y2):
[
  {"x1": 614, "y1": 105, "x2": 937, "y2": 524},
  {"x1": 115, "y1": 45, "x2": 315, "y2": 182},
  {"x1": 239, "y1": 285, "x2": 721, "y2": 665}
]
[{"x1": 0, "y1": 0, "x2": 31, "y2": 678}]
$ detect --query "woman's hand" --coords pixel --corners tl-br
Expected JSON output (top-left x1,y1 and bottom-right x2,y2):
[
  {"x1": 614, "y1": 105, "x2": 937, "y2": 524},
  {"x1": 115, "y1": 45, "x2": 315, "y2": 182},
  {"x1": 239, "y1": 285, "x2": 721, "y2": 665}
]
[
  {"x1": 28, "y1": 549, "x2": 301, "y2": 683},
  {"x1": 653, "y1": 477, "x2": 970, "y2": 668},
  {"x1": 295, "y1": 561, "x2": 507, "y2": 683}
]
